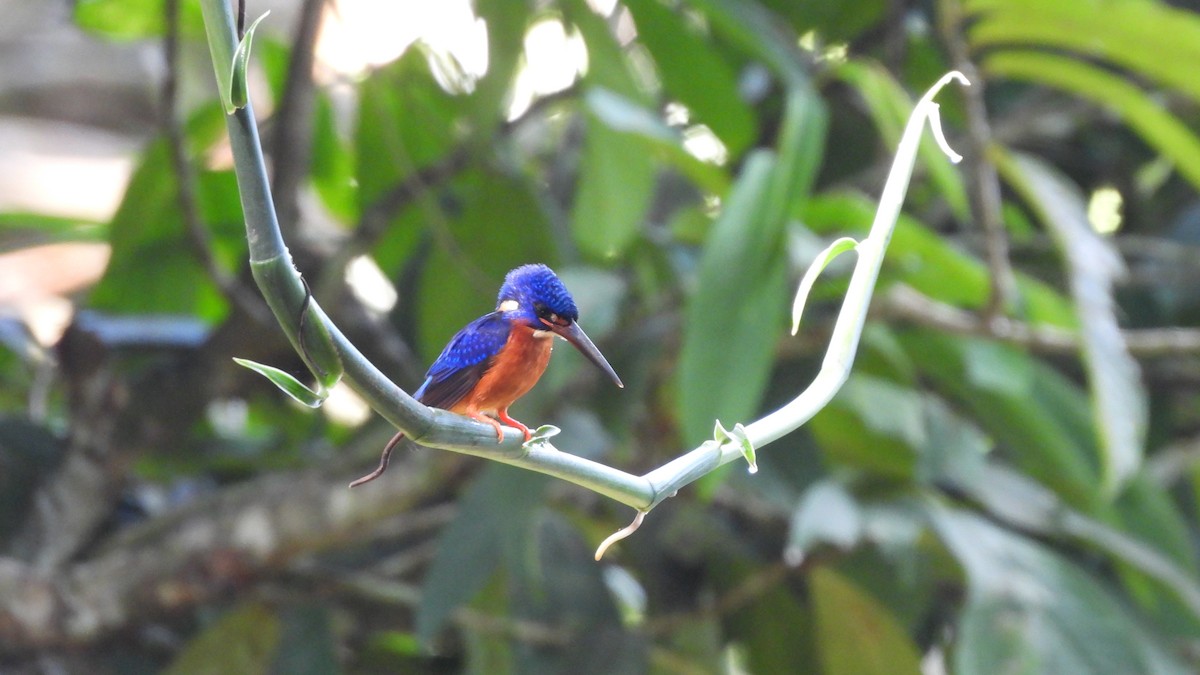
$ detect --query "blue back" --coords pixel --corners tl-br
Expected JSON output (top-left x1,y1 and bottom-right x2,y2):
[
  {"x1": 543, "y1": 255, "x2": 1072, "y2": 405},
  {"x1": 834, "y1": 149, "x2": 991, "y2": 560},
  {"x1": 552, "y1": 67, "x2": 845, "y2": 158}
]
[{"x1": 414, "y1": 312, "x2": 513, "y2": 409}]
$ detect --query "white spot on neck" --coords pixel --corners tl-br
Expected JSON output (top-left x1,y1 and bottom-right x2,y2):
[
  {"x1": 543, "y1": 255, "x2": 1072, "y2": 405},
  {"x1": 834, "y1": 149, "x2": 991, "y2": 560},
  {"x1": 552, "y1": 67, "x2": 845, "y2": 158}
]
[
  {"x1": 498, "y1": 299, "x2": 519, "y2": 312},
  {"x1": 532, "y1": 329, "x2": 552, "y2": 339}
]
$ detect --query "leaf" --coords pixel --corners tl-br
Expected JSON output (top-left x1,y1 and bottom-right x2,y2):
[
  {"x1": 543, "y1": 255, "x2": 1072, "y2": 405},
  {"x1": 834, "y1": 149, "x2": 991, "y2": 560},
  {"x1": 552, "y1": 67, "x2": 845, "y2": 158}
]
[
  {"x1": 677, "y1": 153, "x2": 783, "y2": 447},
  {"x1": 623, "y1": 0, "x2": 757, "y2": 155},
  {"x1": 310, "y1": 91, "x2": 357, "y2": 223},
  {"x1": 985, "y1": 50, "x2": 1200, "y2": 191},
  {"x1": 899, "y1": 331, "x2": 1100, "y2": 508},
  {"x1": 928, "y1": 506, "x2": 1192, "y2": 675},
  {"x1": 678, "y1": 85, "x2": 826, "y2": 448},
  {"x1": 785, "y1": 480, "x2": 863, "y2": 565},
  {"x1": 996, "y1": 152, "x2": 1146, "y2": 495},
  {"x1": 684, "y1": 0, "x2": 809, "y2": 87},
  {"x1": 802, "y1": 192, "x2": 1077, "y2": 327},
  {"x1": 416, "y1": 464, "x2": 549, "y2": 643},
  {"x1": 233, "y1": 358, "x2": 327, "y2": 408},
  {"x1": 791, "y1": 236, "x2": 858, "y2": 335},
  {"x1": 525, "y1": 424, "x2": 562, "y2": 444},
  {"x1": 565, "y1": 0, "x2": 657, "y2": 261},
  {"x1": 810, "y1": 375, "x2": 921, "y2": 478},
  {"x1": 228, "y1": 11, "x2": 270, "y2": 112},
  {"x1": 163, "y1": 602, "x2": 281, "y2": 675},
  {"x1": 966, "y1": 0, "x2": 1200, "y2": 105},
  {"x1": 715, "y1": 420, "x2": 757, "y2": 473},
  {"x1": 88, "y1": 140, "x2": 233, "y2": 322},
  {"x1": 571, "y1": 106, "x2": 657, "y2": 260},
  {"x1": 948, "y1": 463, "x2": 1200, "y2": 626},
  {"x1": 469, "y1": 0, "x2": 530, "y2": 128},
  {"x1": 355, "y1": 50, "x2": 461, "y2": 213},
  {"x1": 582, "y1": 88, "x2": 729, "y2": 195},
  {"x1": 810, "y1": 566, "x2": 923, "y2": 675},
  {"x1": 76, "y1": 0, "x2": 205, "y2": 40},
  {"x1": 0, "y1": 213, "x2": 106, "y2": 253}
]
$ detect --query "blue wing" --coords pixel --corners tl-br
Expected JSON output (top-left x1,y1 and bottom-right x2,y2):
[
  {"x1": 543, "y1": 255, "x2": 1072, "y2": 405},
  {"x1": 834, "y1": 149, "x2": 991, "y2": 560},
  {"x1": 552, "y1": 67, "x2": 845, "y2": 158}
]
[{"x1": 414, "y1": 312, "x2": 513, "y2": 410}]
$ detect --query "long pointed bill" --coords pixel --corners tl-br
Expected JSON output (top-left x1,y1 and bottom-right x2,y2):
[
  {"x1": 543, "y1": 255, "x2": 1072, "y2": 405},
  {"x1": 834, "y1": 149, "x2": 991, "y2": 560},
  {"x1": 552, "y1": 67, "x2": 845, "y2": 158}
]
[{"x1": 552, "y1": 321, "x2": 624, "y2": 388}]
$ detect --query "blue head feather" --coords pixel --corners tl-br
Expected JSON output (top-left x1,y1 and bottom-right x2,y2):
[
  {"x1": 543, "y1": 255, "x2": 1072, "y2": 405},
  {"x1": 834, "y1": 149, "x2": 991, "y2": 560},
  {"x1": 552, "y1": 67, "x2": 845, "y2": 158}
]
[{"x1": 497, "y1": 264, "x2": 578, "y2": 325}]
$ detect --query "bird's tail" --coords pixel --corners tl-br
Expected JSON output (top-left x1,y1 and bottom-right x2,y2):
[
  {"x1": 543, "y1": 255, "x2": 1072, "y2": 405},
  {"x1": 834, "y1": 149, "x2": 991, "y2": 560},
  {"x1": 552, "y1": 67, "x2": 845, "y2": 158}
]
[{"x1": 349, "y1": 430, "x2": 406, "y2": 488}]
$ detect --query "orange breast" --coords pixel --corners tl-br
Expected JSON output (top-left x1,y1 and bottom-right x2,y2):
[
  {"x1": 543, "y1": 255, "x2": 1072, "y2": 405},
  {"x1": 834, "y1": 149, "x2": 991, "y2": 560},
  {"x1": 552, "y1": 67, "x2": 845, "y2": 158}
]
[{"x1": 451, "y1": 325, "x2": 553, "y2": 415}]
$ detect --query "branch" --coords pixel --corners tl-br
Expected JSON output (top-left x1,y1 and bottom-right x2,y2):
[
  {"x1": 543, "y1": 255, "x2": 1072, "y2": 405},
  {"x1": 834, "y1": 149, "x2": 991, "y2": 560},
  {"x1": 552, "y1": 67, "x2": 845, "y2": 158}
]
[
  {"x1": 199, "y1": 0, "x2": 968, "y2": 556},
  {"x1": 938, "y1": 0, "x2": 1018, "y2": 321},
  {"x1": 880, "y1": 284, "x2": 1200, "y2": 357},
  {"x1": 268, "y1": 0, "x2": 324, "y2": 242},
  {"x1": 0, "y1": 451, "x2": 447, "y2": 649},
  {"x1": 163, "y1": 0, "x2": 267, "y2": 323}
]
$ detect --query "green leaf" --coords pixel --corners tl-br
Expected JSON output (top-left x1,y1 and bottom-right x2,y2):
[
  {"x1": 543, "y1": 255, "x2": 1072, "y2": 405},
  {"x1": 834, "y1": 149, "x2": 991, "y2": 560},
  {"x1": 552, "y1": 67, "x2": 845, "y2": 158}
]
[
  {"x1": 996, "y1": 152, "x2": 1145, "y2": 495},
  {"x1": 802, "y1": 193, "x2": 1077, "y2": 328},
  {"x1": 623, "y1": 0, "x2": 757, "y2": 155},
  {"x1": 164, "y1": 602, "x2": 281, "y2": 675},
  {"x1": 76, "y1": 0, "x2": 205, "y2": 40},
  {"x1": 947, "y1": 463, "x2": 1200, "y2": 627},
  {"x1": 791, "y1": 236, "x2": 858, "y2": 335},
  {"x1": 785, "y1": 480, "x2": 863, "y2": 563},
  {"x1": 233, "y1": 358, "x2": 327, "y2": 408},
  {"x1": 899, "y1": 331, "x2": 1100, "y2": 509},
  {"x1": 985, "y1": 50, "x2": 1200, "y2": 191},
  {"x1": 759, "y1": 0, "x2": 888, "y2": 43},
  {"x1": 525, "y1": 424, "x2": 561, "y2": 446},
  {"x1": 810, "y1": 566, "x2": 923, "y2": 675},
  {"x1": 355, "y1": 50, "x2": 461, "y2": 213},
  {"x1": 809, "y1": 375, "x2": 920, "y2": 479},
  {"x1": 311, "y1": 91, "x2": 358, "y2": 223},
  {"x1": 678, "y1": 85, "x2": 825, "y2": 448},
  {"x1": 417, "y1": 464, "x2": 549, "y2": 643},
  {"x1": 684, "y1": 0, "x2": 810, "y2": 87},
  {"x1": 715, "y1": 420, "x2": 757, "y2": 473},
  {"x1": 228, "y1": 11, "x2": 270, "y2": 112},
  {"x1": 469, "y1": 0, "x2": 530, "y2": 129},
  {"x1": 928, "y1": 506, "x2": 1192, "y2": 675},
  {"x1": 562, "y1": 0, "x2": 646, "y2": 100},
  {"x1": 571, "y1": 106, "x2": 656, "y2": 260},
  {"x1": 677, "y1": 153, "x2": 785, "y2": 447},
  {"x1": 0, "y1": 213, "x2": 106, "y2": 253},
  {"x1": 966, "y1": 0, "x2": 1200, "y2": 105},
  {"x1": 582, "y1": 87, "x2": 729, "y2": 195},
  {"x1": 88, "y1": 140, "x2": 234, "y2": 321}
]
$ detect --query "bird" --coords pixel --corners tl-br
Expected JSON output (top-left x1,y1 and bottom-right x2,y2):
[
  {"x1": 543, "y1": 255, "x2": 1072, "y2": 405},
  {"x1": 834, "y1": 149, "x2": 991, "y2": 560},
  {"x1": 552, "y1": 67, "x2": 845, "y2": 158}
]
[{"x1": 350, "y1": 264, "x2": 623, "y2": 488}]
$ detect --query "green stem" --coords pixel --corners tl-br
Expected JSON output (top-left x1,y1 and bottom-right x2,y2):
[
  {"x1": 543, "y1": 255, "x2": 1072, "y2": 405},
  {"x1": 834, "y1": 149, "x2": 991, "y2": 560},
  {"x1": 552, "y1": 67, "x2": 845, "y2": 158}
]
[{"x1": 199, "y1": 0, "x2": 964, "y2": 523}]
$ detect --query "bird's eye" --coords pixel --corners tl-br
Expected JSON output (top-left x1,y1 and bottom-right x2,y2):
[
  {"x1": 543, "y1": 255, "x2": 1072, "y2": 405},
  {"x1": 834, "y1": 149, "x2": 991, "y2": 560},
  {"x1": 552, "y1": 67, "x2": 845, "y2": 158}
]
[{"x1": 533, "y1": 301, "x2": 565, "y2": 326}]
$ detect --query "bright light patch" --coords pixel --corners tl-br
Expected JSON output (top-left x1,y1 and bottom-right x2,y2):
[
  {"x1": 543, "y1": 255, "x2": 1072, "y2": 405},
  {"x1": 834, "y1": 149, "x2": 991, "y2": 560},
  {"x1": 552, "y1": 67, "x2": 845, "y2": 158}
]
[
  {"x1": 664, "y1": 102, "x2": 690, "y2": 126},
  {"x1": 682, "y1": 124, "x2": 728, "y2": 165},
  {"x1": 345, "y1": 255, "x2": 398, "y2": 313},
  {"x1": 316, "y1": 0, "x2": 487, "y2": 79},
  {"x1": 323, "y1": 381, "x2": 372, "y2": 426},
  {"x1": 1087, "y1": 186, "x2": 1123, "y2": 235},
  {"x1": 508, "y1": 19, "x2": 588, "y2": 119}
]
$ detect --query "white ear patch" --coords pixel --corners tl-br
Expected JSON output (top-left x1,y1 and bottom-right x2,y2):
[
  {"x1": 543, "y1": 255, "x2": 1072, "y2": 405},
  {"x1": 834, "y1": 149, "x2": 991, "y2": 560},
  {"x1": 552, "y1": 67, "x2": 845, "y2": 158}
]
[{"x1": 498, "y1": 299, "x2": 519, "y2": 312}]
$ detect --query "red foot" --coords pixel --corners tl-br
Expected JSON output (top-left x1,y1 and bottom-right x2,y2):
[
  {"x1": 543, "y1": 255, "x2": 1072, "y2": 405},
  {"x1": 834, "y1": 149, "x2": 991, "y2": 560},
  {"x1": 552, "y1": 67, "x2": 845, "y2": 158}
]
[
  {"x1": 498, "y1": 408, "x2": 532, "y2": 442},
  {"x1": 468, "y1": 412, "x2": 506, "y2": 443}
]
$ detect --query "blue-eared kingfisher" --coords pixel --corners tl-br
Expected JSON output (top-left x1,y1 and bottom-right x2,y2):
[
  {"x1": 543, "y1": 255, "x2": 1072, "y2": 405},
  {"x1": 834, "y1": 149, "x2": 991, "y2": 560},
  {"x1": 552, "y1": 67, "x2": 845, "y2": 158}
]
[{"x1": 350, "y1": 263, "x2": 623, "y2": 488}]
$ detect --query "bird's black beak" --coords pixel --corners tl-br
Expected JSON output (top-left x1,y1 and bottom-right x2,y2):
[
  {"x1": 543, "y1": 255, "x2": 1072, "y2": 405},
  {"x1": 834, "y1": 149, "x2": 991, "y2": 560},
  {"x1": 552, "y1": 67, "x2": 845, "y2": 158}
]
[{"x1": 551, "y1": 320, "x2": 624, "y2": 388}]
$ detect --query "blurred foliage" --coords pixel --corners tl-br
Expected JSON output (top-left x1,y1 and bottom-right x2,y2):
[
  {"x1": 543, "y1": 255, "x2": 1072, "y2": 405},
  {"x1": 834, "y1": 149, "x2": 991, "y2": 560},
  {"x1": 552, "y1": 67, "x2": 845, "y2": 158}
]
[{"x1": 4, "y1": 0, "x2": 1200, "y2": 672}]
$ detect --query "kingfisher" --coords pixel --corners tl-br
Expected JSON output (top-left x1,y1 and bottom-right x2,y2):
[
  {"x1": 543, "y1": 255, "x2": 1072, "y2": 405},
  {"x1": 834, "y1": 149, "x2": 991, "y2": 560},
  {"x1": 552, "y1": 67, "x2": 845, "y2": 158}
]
[{"x1": 351, "y1": 264, "x2": 623, "y2": 487}]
